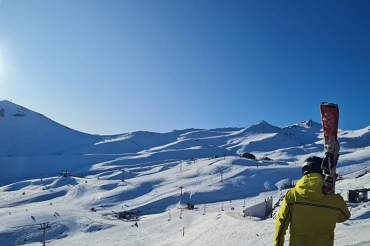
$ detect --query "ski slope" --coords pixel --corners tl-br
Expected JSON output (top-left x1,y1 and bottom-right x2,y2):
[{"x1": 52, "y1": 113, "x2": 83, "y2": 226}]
[{"x1": 1, "y1": 101, "x2": 370, "y2": 246}]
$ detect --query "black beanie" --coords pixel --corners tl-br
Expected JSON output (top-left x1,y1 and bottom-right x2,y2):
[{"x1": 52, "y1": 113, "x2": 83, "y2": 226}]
[{"x1": 302, "y1": 156, "x2": 323, "y2": 176}]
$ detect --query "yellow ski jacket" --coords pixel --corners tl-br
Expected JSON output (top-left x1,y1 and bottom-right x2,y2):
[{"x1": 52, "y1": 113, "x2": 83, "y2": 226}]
[{"x1": 274, "y1": 173, "x2": 350, "y2": 246}]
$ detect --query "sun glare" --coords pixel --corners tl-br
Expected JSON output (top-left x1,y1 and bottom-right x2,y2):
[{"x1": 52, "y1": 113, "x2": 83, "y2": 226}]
[
  {"x1": 0, "y1": 50, "x2": 3, "y2": 76},
  {"x1": 0, "y1": 56, "x2": 4, "y2": 76},
  {"x1": 0, "y1": 49, "x2": 5, "y2": 77}
]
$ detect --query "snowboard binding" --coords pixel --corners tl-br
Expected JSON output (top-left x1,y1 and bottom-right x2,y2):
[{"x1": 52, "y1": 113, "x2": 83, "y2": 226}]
[{"x1": 321, "y1": 142, "x2": 340, "y2": 195}]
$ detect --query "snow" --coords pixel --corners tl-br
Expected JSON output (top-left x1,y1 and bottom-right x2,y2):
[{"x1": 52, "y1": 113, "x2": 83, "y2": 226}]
[{"x1": 1, "y1": 100, "x2": 370, "y2": 245}]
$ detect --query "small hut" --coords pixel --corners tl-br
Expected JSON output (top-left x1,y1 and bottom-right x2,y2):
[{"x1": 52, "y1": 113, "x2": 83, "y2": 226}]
[{"x1": 347, "y1": 188, "x2": 370, "y2": 203}]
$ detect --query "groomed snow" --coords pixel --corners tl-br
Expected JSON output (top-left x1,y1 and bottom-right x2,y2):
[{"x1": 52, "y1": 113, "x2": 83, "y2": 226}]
[{"x1": 1, "y1": 101, "x2": 370, "y2": 246}]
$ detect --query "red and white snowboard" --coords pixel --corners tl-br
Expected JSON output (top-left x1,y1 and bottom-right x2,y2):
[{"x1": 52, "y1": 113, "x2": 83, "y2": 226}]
[{"x1": 320, "y1": 102, "x2": 340, "y2": 195}]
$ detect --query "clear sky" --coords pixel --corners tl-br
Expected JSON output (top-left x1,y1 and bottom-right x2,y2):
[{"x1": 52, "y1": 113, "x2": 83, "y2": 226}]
[{"x1": 0, "y1": 0, "x2": 369, "y2": 135}]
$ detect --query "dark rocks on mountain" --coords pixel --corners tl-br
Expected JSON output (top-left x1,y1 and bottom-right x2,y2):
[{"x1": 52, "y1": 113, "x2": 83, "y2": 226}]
[
  {"x1": 260, "y1": 156, "x2": 273, "y2": 161},
  {"x1": 356, "y1": 170, "x2": 370, "y2": 179},
  {"x1": 118, "y1": 211, "x2": 141, "y2": 220},
  {"x1": 306, "y1": 119, "x2": 313, "y2": 127},
  {"x1": 0, "y1": 108, "x2": 4, "y2": 117},
  {"x1": 241, "y1": 152, "x2": 256, "y2": 159}
]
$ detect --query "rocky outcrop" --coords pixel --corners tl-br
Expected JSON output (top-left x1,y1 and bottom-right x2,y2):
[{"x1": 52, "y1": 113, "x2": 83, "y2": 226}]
[{"x1": 241, "y1": 152, "x2": 256, "y2": 159}]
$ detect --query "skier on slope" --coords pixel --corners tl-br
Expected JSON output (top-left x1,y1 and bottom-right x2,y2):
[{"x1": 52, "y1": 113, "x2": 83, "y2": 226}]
[{"x1": 274, "y1": 156, "x2": 350, "y2": 246}]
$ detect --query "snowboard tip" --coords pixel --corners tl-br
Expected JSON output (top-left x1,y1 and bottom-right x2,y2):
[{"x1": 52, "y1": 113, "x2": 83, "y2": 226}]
[{"x1": 321, "y1": 102, "x2": 338, "y2": 108}]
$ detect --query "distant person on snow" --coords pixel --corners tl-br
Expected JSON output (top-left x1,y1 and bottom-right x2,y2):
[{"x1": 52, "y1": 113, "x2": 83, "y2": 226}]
[{"x1": 274, "y1": 156, "x2": 350, "y2": 246}]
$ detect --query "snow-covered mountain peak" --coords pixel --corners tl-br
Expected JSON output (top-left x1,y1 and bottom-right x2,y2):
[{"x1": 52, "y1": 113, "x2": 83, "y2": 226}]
[
  {"x1": 281, "y1": 119, "x2": 320, "y2": 129},
  {"x1": 1, "y1": 102, "x2": 370, "y2": 246},
  {"x1": 242, "y1": 120, "x2": 279, "y2": 134},
  {"x1": 0, "y1": 100, "x2": 31, "y2": 118}
]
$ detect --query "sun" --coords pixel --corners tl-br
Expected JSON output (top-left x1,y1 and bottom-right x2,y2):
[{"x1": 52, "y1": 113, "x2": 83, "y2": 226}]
[
  {"x1": 0, "y1": 43, "x2": 14, "y2": 80},
  {"x1": 0, "y1": 56, "x2": 4, "y2": 76},
  {"x1": 0, "y1": 49, "x2": 5, "y2": 77},
  {"x1": 0, "y1": 51, "x2": 3, "y2": 76}
]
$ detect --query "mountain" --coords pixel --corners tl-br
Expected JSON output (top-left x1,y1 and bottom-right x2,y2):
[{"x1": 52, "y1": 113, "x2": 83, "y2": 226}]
[
  {"x1": 0, "y1": 100, "x2": 100, "y2": 157},
  {"x1": 1, "y1": 101, "x2": 370, "y2": 246},
  {"x1": 0, "y1": 101, "x2": 327, "y2": 185}
]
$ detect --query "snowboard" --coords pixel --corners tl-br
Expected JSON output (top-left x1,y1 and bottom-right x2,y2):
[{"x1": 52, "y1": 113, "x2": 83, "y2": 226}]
[{"x1": 320, "y1": 102, "x2": 340, "y2": 195}]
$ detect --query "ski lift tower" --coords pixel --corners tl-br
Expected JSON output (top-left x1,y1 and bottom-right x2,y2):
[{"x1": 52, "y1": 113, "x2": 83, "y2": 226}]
[
  {"x1": 38, "y1": 222, "x2": 51, "y2": 246},
  {"x1": 179, "y1": 186, "x2": 184, "y2": 196}
]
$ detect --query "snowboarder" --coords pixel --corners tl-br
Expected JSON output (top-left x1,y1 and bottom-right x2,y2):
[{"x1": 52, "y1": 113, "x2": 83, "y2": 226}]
[{"x1": 274, "y1": 156, "x2": 350, "y2": 246}]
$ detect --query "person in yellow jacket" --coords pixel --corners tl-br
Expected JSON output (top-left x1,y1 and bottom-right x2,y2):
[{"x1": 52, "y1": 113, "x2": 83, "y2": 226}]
[{"x1": 274, "y1": 156, "x2": 350, "y2": 246}]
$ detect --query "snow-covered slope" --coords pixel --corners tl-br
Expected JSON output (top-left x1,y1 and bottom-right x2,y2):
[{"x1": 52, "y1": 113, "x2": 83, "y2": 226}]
[
  {"x1": 0, "y1": 101, "x2": 101, "y2": 157},
  {"x1": 1, "y1": 101, "x2": 370, "y2": 246}
]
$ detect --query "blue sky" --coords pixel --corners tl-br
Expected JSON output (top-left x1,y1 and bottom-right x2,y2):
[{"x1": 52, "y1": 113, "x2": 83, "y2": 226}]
[{"x1": 0, "y1": 0, "x2": 369, "y2": 135}]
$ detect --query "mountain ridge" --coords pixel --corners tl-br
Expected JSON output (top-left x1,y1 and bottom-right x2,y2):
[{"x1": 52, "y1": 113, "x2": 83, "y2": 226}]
[
  {"x1": 0, "y1": 101, "x2": 325, "y2": 157},
  {"x1": 1, "y1": 101, "x2": 370, "y2": 246}
]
